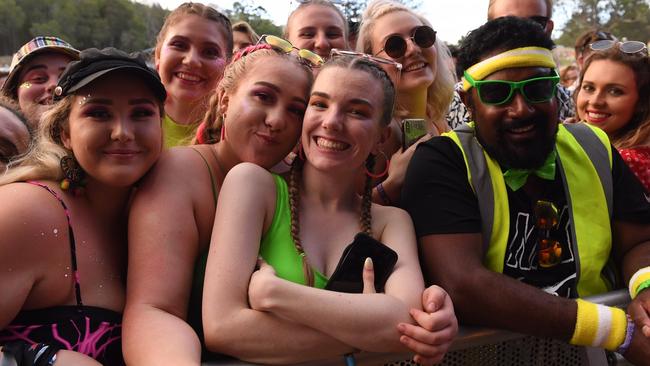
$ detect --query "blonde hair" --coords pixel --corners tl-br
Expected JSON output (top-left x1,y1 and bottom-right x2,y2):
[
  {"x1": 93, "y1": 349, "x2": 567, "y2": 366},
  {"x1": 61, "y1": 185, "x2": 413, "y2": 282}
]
[
  {"x1": 232, "y1": 21, "x2": 260, "y2": 45},
  {"x1": 195, "y1": 47, "x2": 314, "y2": 144},
  {"x1": 0, "y1": 97, "x2": 72, "y2": 184},
  {"x1": 284, "y1": 0, "x2": 349, "y2": 42},
  {"x1": 357, "y1": 0, "x2": 455, "y2": 133},
  {"x1": 155, "y1": 2, "x2": 233, "y2": 61}
]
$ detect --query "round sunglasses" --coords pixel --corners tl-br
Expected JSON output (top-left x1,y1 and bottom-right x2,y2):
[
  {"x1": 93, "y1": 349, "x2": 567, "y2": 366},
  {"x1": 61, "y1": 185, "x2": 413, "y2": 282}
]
[
  {"x1": 590, "y1": 40, "x2": 648, "y2": 56},
  {"x1": 464, "y1": 71, "x2": 560, "y2": 106},
  {"x1": 375, "y1": 25, "x2": 436, "y2": 59}
]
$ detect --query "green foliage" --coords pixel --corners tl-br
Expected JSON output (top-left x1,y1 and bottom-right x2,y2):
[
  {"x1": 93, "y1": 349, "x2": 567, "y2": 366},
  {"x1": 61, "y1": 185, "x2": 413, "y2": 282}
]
[
  {"x1": 226, "y1": 1, "x2": 282, "y2": 37},
  {"x1": 556, "y1": 0, "x2": 650, "y2": 46},
  {"x1": 0, "y1": 0, "x2": 169, "y2": 55},
  {"x1": 338, "y1": 0, "x2": 421, "y2": 22}
]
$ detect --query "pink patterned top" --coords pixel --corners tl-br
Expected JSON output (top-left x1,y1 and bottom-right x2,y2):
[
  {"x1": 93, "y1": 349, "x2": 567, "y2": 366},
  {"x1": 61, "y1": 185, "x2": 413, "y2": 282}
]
[{"x1": 620, "y1": 146, "x2": 650, "y2": 192}]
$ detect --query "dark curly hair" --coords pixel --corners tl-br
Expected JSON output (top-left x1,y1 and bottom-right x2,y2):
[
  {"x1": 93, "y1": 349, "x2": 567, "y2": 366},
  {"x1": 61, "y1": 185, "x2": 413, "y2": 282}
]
[{"x1": 458, "y1": 16, "x2": 555, "y2": 72}]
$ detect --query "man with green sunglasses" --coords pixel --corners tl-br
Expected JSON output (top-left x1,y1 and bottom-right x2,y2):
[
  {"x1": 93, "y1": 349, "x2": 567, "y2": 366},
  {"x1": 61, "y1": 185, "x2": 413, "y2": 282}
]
[{"x1": 403, "y1": 16, "x2": 650, "y2": 364}]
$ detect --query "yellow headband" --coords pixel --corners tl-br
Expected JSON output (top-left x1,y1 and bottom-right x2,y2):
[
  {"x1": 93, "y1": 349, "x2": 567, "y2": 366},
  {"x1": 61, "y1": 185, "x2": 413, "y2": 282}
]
[{"x1": 462, "y1": 47, "x2": 557, "y2": 91}]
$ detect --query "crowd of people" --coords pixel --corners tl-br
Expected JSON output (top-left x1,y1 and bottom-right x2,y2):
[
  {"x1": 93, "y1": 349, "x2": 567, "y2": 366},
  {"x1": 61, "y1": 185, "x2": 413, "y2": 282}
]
[{"x1": 0, "y1": 0, "x2": 648, "y2": 365}]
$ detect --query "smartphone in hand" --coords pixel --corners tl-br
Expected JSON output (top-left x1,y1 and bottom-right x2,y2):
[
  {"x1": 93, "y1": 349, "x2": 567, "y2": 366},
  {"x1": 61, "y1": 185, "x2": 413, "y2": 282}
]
[
  {"x1": 402, "y1": 118, "x2": 428, "y2": 150},
  {"x1": 324, "y1": 233, "x2": 398, "y2": 293}
]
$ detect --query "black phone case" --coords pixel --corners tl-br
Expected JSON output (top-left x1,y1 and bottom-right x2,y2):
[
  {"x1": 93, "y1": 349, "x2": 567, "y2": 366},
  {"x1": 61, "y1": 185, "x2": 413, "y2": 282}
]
[{"x1": 324, "y1": 232, "x2": 398, "y2": 293}]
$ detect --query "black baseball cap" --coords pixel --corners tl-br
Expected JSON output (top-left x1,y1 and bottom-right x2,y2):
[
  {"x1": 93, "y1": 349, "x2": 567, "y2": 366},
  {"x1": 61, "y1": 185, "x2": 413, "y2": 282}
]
[{"x1": 54, "y1": 47, "x2": 166, "y2": 102}]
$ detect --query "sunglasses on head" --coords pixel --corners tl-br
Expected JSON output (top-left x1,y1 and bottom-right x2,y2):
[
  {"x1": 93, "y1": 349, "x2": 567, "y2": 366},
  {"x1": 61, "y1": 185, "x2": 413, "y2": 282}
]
[
  {"x1": 534, "y1": 200, "x2": 563, "y2": 268},
  {"x1": 330, "y1": 48, "x2": 402, "y2": 81},
  {"x1": 590, "y1": 40, "x2": 648, "y2": 56},
  {"x1": 257, "y1": 34, "x2": 324, "y2": 68},
  {"x1": 464, "y1": 70, "x2": 559, "y2": 106},
  {"x1": 375, "y1": 25, "x2": 436, "y2": 59}
]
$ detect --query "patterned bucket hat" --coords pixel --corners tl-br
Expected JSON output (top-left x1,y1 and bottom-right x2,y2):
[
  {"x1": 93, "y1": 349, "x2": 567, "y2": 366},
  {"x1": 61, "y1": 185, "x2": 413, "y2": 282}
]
[{"x1": 1, "y1": 36, "x2": 80, "y2": 98}]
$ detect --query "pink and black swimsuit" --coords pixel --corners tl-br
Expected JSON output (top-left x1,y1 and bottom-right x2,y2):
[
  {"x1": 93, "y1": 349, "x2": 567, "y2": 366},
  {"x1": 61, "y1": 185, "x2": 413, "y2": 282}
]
[{"x1": 0, "y1": 182, "x2": 123, "y2": 365}]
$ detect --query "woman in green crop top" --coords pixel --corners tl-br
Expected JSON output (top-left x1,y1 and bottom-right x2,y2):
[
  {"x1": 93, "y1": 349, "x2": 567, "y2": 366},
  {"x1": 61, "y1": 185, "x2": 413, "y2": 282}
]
[
  {"x1": 123, "y1": 46, "x2": 315, "y2": 365},
  {"x1": 203, "y1": 55, "x2": 458, "y2": 365},
  {"x1": 154, "y1": 3, "x2": 233, "y2": 147}
]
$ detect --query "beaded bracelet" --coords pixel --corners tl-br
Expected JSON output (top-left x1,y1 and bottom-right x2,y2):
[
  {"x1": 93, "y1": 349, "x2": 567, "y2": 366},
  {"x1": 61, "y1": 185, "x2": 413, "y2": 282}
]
[
  {"x1": 616, "y1": 314, "x2": 635, "y2": 355},
  {"x1": 628, "y1": 266, "x2": 650, "y2": 299},
  {"x1": 375, "y1": 182, "x2": 393, "y2": 206}
]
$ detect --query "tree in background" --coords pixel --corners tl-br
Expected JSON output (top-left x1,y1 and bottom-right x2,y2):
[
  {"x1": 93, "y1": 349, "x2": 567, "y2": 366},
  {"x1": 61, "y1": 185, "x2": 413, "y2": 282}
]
[
  {"x1": 556, "y1": 0, "x2": 650, "y2": 46},
  {"x1": 337, "y1": 0, "x2": 422, "y2": 22},
  {"x1": 0, "y1": 0, "x2": 26, "y2": 55},
  {"x1": 0, "y1": 0, "x2": 168, "y2": 55},
  {"x1": 225, "y1": 1, "x2": 282, "y2": 36}
]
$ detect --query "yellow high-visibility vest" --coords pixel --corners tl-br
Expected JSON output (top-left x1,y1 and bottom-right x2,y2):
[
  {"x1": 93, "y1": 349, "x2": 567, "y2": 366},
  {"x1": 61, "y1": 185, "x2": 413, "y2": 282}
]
[{"x1": 445, "y1": 123, "x2": 613, "y2": 296}]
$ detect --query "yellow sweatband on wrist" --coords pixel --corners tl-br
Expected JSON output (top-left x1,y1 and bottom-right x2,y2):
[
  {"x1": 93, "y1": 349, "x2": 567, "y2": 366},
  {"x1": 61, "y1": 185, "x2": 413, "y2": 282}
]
[
  {"x1": 570, "y1": 299, "x2": 627, "y2": 351},
  {"x1": 461, "y1": 46, "x2": 557, "y2": 91},
  {"x1": 628, "y1": 266, "x2": 650, "y2": 299}
]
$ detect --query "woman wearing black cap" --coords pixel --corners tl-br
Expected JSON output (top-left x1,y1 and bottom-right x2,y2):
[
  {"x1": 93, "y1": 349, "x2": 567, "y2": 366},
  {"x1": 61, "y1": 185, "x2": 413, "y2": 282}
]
[{"x1": 0, "y1": 47, "x2": 165, "y2": 366}]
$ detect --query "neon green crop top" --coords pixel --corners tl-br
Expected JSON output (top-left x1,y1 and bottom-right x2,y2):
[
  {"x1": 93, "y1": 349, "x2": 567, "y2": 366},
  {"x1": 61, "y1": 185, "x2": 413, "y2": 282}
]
[{"x1": 260, "y1": 174, "x2": 328, "y2": 289}]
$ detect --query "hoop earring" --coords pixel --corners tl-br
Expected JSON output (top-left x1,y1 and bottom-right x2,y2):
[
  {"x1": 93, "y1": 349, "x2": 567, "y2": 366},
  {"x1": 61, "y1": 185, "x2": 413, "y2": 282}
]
[
  {"x1": 364, "y1": 150, "x2": 390, "y2": 179},
  {"x1": 60, "y1": 154, "x2": 86, "y2": 195}
]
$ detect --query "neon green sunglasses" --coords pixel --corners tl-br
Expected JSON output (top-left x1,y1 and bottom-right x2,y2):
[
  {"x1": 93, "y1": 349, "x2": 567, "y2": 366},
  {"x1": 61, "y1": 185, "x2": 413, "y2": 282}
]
[{"x1": 464, "y1": 71, "x2": 560, "y2": 106}]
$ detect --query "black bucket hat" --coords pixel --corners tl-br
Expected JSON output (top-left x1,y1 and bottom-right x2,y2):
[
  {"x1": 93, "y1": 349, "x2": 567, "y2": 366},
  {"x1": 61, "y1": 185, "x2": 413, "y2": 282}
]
[{"x1": 54, "y1": 47, "x2": 166, "y2": 102}]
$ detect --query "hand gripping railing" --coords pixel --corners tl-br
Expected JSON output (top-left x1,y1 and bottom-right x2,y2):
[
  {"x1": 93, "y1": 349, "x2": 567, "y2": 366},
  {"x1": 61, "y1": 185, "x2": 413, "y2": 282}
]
[{"x1": 202, "y1": 289, "x2": 631, "y2": 366}]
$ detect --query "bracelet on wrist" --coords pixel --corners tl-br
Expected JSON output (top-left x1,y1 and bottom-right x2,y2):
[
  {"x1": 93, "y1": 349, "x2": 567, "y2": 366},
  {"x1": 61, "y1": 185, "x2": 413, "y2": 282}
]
[
  {"x1": 375, "y1": 182, "x2": 393, "y2": 206},
  {"x1": 629, "y1": 266, "x2": 650, "y2": 299},
  {"x1": 570, "y1": 299, "x2": 627, "y2": 351},
  {"x1": 616, "y1": 314, "x2": 635, "y2": 355}
]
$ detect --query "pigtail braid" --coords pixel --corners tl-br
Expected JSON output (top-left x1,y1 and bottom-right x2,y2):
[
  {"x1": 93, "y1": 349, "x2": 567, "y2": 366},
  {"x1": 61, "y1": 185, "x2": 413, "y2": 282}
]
[
  {"x1": 288, "y1": 156, "x2": 314, "y2": 287},
  {"x1": 361, "y1": 155, "x2": 375, "y2": 236}
]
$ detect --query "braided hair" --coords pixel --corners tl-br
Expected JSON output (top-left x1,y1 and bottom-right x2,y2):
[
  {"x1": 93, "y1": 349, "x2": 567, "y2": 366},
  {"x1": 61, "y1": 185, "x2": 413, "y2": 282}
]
[{"x1": 287, "y1": 55, "x2": 395, "y2": 286}]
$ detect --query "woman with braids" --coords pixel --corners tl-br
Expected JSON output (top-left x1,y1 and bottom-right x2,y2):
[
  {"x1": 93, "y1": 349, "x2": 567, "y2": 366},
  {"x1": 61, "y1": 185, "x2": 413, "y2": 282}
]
[
  {"x1": 356, "y1": 0, "x2": 455, "y2": 206},
  {"x1": 122, "y1": 45, "x2": 315, "y2": 365},
  {"x1": 201, "y1": 55, "x2": 457, "y2": 365},
  {"x1": 154, "y1": 2, "x2": 233, "y2": 148},
  {"x1": 0, "y1": 48, "x2": 166, "y2": 366}
]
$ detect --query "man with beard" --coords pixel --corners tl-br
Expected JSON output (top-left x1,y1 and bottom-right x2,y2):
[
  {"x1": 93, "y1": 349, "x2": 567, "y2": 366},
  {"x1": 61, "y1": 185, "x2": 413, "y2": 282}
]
[
  {"x1": 446, "y1": 0, "x2": 576, "y2": 130},
  {"x1": 402, "y1": 17, "x2": 650, "y2": 363}
]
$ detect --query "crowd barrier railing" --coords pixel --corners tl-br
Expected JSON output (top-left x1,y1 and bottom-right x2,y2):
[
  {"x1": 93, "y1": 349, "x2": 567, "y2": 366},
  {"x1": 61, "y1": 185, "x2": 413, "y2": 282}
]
[{"x1": 202, "y1": 289, "x2": 631, "y2": 366}]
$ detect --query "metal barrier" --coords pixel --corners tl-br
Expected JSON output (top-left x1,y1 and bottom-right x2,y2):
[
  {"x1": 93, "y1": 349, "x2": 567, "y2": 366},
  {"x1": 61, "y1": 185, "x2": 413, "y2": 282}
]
[{"x1": 203, "y1": 289, "x2": 631, "y2": 366}]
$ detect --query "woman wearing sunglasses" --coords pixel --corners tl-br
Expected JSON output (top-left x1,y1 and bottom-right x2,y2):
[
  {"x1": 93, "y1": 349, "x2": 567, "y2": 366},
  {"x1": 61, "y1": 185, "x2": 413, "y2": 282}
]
[
  {"x1": 284, "y1": 0, "x2": 350, "y2": 61},
  {"x1": 574, "y1": 40, "x2": 650, "y2": 191},
  {"x1": 122, "y1": 45, "x2": 315, "y2": 365},
  {"x1": 356, "y1": 0, "x2": 455, "y2": 206},
  {"x1": 202, "y1": 55, "x2": 456, "y2": 365}
]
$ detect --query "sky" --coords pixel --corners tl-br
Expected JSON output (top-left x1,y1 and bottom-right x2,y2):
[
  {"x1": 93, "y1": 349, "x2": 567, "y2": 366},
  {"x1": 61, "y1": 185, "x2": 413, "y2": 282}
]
[{"x1": 138, "y1": 0, "x2": 569, "y2": 45}]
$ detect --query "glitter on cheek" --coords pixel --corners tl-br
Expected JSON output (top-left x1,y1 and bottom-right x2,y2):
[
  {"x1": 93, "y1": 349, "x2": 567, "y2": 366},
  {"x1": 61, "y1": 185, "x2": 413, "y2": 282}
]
[{"x1": 19, "y1": 82, "x2": 32, "y2": 89}]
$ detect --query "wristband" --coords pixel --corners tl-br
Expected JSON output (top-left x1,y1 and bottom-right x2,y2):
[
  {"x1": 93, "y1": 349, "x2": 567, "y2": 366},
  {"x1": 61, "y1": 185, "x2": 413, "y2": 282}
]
[
  {"x1": 570, "y1": 299, "x2": 627, "y2": 351},
  {"x1": 628, "y1": 266, "x2": 650, "y2": 299},
  {"x1": 616, "y1": 314, "x2": 635, "y2": 355},
  {"x1": 375, "y1": 182, "x2": 393, "y2": 206}
]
